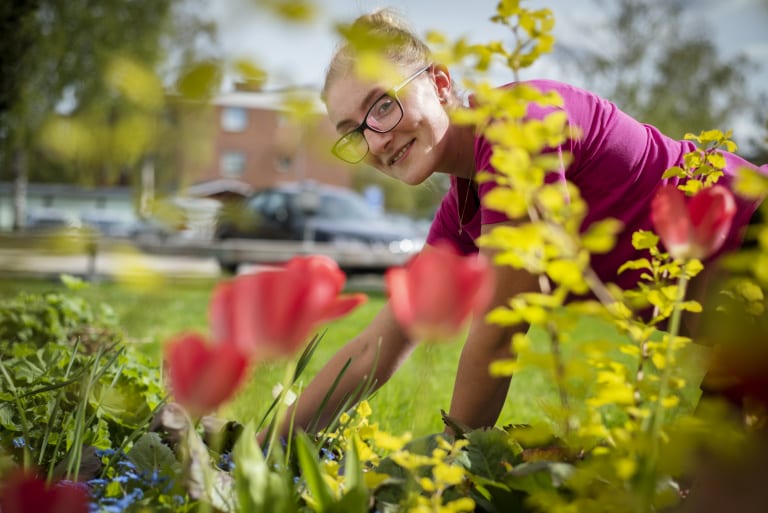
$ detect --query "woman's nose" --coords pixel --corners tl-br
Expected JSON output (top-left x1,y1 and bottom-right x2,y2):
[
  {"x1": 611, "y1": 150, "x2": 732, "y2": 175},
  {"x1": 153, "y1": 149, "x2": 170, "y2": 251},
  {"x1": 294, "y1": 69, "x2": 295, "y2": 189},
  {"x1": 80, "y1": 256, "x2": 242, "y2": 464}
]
[{"x1": 363, "y1": 128, "x2": 393, "y2": 157}]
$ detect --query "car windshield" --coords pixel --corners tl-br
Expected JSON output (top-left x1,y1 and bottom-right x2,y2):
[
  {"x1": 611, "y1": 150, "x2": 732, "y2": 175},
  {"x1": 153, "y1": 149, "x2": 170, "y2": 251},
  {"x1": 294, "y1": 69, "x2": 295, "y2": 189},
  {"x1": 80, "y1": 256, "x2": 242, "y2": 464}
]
[{"x1": 316, "y1": 192, "x2": 382, "y2": 221}]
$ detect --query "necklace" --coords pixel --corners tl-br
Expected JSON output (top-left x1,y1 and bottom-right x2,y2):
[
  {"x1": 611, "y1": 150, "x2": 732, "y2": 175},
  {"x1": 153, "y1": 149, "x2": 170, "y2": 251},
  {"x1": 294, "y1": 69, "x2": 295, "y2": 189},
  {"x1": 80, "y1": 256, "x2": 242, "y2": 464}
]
[{"x1": 457, "y1": 171, "x2": 478, "y2": 236}]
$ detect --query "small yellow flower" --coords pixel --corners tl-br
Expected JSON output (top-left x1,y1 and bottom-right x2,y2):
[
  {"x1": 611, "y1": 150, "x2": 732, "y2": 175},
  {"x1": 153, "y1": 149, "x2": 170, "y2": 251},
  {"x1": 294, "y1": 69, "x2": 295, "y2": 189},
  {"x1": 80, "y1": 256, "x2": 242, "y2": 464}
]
[
  {"x1": 433, "y1": 463, "x2": 465, "y2": 486},
  {"x1": 356, "y1": 400, "x2": 373, "y2": 419},
  {"x1": 615, "y1": 457, "x2": 637, "y2": 480}
]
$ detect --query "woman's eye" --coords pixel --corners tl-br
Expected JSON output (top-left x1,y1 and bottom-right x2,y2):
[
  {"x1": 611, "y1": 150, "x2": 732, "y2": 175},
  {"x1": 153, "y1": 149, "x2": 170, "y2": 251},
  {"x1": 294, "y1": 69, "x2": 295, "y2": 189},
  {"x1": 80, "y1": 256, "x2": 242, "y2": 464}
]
[{"x1": 373, "y1": 96, "x2": 396, "y2": 118}]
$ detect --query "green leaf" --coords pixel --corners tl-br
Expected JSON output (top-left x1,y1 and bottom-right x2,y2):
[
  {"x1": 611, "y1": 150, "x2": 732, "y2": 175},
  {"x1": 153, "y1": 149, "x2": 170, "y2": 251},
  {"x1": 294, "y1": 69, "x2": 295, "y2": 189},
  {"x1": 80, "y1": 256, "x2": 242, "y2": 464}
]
[
  {"x1": 581, "y1": 219, "x2": 622, "y2": 254},
  {"x1": 546, "y1": 260, "x2": 588, "y2": 294},
  {"x1": 127, "y1": 432, "x2": 180, "y2": 475},
  {"x1": 176, "y1": 60, "x2": 221, "y2": 100},
  {"x1": 295, "y1": 432, "x2": 334, "y2": 512},
  {"x1": 0, "y1": 402, "x2": 18, "y2": 430},
  {"x1": 234, "y1": 423, "x2": 296, "y2": 513},
  {"x1": 632, "y1": 230, "x2": 659, "y2": 250},
  {"x1": 89, "y1": 380, "x2": 152, "y2": 428},
  {"x1": 60, "y1": 274, "x2": 88, "y2": 291},
  {"x1": 465, "y1": 429, "x2": 522, "y2": 481},
  {"x1": 505, "y1": 461, "x2": 574, "y2": 493},
  {"x1": 618, "y1": 258, "x2": 652, "y2": 275},
  {"x1": 662, "y1": 166, "x2": 687, "y2": 179}
]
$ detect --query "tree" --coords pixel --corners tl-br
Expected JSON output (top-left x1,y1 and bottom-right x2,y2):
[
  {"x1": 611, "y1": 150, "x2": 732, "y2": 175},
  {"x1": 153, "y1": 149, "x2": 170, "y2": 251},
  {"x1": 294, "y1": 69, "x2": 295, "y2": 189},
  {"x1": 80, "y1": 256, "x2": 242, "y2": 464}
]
[
  {"x1": 562, "y1": 0, "x2": 756, "y2": 144},
  {"x1": 0, "y1": 0, "x2": 218, "y2": 229}
]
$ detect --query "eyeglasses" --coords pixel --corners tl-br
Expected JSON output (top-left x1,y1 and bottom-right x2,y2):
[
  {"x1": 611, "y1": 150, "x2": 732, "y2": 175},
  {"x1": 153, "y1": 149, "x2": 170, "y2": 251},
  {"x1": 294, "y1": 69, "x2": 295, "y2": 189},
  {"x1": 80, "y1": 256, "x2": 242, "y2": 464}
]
[{"x1": 331, "y1": 64, "x2": 431, "y2": 164}]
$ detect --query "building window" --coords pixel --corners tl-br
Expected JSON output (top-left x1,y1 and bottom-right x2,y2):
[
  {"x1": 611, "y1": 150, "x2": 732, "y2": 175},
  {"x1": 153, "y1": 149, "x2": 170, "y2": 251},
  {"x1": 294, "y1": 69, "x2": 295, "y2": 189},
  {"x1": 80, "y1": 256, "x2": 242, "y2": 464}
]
[
  {"x1": 221, "y1": 151, "x2": 246, "y2": 177},
  {"x1": 221, "y1": 107, "x2": 248, "y2": 132},
  {"x1": 276, "y1": 155, "x2": 292, "y2": 173}
]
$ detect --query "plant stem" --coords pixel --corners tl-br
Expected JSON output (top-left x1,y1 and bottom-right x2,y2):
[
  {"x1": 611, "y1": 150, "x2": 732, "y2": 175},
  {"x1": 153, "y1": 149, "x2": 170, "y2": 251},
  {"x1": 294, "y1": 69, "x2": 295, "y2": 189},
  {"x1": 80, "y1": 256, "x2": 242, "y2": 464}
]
[
  {"x1": 650, "y1": 268, "x2": 689, "y2": 439},
  {"x1": 0, "y1": 357, "x2": 32, "y2": 469},
  {"x1": 266, "y1": 359, "x2": 298, "y2": 460},
  {"x1": 547, "y1": 323, "x2": 571, "y2": 430},
  {"x1": 38, "y1": 340, "x2": 81, "y2": 467},
  {"x1": 641, "y1": 263, "x2": 690, "y2": 509}
]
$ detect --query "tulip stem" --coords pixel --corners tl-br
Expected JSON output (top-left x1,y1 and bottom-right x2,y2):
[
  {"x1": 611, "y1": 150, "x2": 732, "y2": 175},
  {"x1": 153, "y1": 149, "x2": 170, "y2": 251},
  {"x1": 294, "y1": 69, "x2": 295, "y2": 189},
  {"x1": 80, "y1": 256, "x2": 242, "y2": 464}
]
[
  {"x1": 641, "y1": 262, "x2": 690, "y2": 508},
  {"x1": 650, "y1": 266, "x2": 688, "y2": 436},
  {"x1": 266, "y1": 358, "x2": 298, "y2": 460}
]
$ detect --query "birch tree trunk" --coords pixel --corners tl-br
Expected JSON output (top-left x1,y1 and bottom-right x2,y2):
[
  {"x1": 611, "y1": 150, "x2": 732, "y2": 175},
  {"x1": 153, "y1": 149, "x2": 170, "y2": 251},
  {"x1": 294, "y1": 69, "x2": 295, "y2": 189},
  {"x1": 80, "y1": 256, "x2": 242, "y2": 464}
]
[{"x1": 11, "y1": 147, "x2": 27, "y2": 232}]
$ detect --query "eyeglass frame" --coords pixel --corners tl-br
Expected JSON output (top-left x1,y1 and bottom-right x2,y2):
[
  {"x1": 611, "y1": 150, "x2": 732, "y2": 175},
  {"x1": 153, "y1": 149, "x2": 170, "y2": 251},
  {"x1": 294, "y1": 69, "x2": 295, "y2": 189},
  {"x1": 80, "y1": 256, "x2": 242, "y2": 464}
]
[{"x1": 331, "y1": 63, "x2": 432, "y2": 164}]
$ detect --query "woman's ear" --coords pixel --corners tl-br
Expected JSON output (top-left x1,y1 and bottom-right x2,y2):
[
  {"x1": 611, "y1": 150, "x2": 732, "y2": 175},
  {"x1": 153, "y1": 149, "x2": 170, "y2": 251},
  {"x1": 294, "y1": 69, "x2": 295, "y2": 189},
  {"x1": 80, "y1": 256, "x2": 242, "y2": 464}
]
[{"x1": 431, "y1": 64, "x2": 452, "y2": 103}]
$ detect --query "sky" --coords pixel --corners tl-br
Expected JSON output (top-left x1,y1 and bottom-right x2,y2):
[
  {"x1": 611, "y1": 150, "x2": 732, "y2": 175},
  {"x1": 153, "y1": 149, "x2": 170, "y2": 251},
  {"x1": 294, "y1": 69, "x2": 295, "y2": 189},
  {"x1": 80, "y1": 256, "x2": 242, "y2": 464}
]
[{"x1": 201, "y1": 0, "x2": 768, "y2": 144}]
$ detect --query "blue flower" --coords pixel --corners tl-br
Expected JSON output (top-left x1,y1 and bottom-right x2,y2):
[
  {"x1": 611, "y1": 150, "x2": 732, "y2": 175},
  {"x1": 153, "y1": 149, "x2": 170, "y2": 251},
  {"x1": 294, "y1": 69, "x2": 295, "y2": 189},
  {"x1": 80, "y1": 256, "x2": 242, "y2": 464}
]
[
  {"x1": 12, "y1": 437, "x2": 25, "y2": 448},
  {"x1": 320, "y1": 447, "x2": 337, "y2": 461},
  {"x1": 218, "y1": 452, "x2": 235, "y2": 471},
  {"x1": 116, "y1": 459, "x2": 136, "y2": 470}
]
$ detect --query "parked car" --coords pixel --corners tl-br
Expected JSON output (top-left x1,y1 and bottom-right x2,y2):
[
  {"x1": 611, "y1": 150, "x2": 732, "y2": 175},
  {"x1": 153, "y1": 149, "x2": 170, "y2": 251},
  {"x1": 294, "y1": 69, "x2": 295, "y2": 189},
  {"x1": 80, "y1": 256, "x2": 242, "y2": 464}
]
[
  {"x1": 80, "y1": 209, "x2": 140, "y2": 239},
  {"x1": 25, "y1": 207, "x2": 80, "y2": 232},
  {"x1": 214, "y1": 182, "x2": 425, "y2": 273}
]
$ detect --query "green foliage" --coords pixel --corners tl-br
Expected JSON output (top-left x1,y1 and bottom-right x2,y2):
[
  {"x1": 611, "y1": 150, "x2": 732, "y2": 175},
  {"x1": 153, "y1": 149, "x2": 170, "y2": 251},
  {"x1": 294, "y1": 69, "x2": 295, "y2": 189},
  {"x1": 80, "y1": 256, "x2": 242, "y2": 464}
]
[
  {"x1": 569, "y1": 0, "x2": 755, "y2": 143},
  {"x1": 2, "y1": 0, "x2": 218, "y2": 234},
  {"x1": 234, "y1": 423, "x2": 298, "y2": 513},
  {"x1": 0, "y1": 278, "x2": 164, "y2": 480}
]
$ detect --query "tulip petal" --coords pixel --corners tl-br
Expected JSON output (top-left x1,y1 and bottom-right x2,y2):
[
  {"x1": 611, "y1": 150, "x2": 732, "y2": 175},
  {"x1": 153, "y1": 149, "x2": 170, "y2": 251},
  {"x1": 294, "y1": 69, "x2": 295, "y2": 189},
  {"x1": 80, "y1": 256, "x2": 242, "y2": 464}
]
[
  {"x1": 0, "y1": 471, "x2": 89, "y2": 513},
  {"x1": 386, "y1": 243, "x2": 494, "y2": 341},
  {"x1": 321, "y1": 293, "x2": 369, "y2": 321},
  {"x1": 209, "y1": 280, "x2": 235, "y2": 344},
  {"x1": 165, "y1": 333, "x2": 249, "y2": 418},
  {"x1": 651, "y1": 184, "x2": 738, "y2": 261},
  {"x1": 651, "y1": 185, "x2": 693, "y2": 259},
  {"x1": 688, "y1": 185, "x2": 737, "y2": 259},
  {"x1": 386, "y1": 267, "x2": 416, "y2": 329},
  {"x1": 208, "y1": 255, "x2": 366, "y2": 361}
]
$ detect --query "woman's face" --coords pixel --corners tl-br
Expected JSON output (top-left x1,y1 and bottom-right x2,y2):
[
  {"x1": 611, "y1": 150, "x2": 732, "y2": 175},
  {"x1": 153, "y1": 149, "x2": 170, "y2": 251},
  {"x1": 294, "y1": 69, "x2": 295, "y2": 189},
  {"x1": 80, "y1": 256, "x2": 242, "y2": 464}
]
[{"x1": 325, "y1": 64, "x2": 452, "y2": 185}]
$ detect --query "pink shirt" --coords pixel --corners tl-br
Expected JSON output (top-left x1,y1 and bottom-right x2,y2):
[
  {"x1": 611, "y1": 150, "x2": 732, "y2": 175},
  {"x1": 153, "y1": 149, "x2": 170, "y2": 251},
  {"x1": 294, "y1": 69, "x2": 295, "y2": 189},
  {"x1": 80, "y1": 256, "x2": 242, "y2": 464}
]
[{"x1": 427, "y1": 80, "x2": 766, "y2": 290}]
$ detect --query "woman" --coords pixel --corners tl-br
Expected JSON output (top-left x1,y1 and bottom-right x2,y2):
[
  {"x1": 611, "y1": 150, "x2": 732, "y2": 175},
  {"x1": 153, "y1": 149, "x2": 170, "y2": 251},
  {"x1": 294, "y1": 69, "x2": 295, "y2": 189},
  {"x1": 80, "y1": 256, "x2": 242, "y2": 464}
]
[{"x1": 277, "y1": 9, "x2": 767, "y2": 436}]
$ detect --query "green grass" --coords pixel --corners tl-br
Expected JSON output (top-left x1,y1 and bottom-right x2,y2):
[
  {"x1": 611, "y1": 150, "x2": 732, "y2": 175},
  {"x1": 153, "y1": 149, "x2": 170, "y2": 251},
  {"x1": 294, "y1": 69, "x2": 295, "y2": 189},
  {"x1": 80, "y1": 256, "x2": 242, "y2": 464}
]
[{"x1": 0, "y1": 276, "x2": 709, "y2": 439}]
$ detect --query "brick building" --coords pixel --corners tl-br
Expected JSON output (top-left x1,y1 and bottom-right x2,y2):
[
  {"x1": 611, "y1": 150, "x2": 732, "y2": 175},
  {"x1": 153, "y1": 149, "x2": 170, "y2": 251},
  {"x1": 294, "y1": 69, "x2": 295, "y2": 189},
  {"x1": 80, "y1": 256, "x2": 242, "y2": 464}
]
[{"x1": 194, "y1": 84, "x2": 357, "y2": 192}]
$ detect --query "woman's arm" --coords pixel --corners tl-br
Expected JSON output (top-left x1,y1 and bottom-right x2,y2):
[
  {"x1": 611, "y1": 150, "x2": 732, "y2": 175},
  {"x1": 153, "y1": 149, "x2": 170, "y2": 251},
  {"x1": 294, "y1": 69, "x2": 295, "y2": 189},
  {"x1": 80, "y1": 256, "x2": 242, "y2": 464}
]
[
  {"x1": 275, "y1": 301, "x2": 414, "y2": 437},
  {"x1": 447, "y1": 221, "x2": 540, "y2": 430}
]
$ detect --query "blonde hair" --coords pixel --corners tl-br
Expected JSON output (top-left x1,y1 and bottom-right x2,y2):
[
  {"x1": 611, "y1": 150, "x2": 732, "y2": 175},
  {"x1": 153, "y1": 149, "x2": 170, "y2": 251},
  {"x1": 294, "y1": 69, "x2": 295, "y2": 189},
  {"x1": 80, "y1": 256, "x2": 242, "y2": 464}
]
[{"x1": 322, "y1": 9, "x2": 432, "y2": 101}]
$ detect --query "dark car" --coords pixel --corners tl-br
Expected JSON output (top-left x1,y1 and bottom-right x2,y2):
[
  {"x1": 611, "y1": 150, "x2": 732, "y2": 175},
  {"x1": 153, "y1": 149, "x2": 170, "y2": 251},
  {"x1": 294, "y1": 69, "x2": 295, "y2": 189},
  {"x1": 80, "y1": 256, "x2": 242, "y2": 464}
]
[{"x1": 214, "y1": 182, "x2": 425, "y2": 273}]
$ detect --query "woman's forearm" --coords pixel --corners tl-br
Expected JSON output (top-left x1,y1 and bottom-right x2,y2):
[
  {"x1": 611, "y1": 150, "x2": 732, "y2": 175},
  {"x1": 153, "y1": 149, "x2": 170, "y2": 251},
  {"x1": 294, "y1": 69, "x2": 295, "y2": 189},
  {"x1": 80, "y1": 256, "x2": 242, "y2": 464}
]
[
  {"x1": 447, "y1": 323, "x2": 518, "y2": 430},
  {"x1": 447, "y1": 226, "x2": 538, "y2": 431},
  {"x1": 276, "y1": 303, "x2": 412, "y2": 437}
]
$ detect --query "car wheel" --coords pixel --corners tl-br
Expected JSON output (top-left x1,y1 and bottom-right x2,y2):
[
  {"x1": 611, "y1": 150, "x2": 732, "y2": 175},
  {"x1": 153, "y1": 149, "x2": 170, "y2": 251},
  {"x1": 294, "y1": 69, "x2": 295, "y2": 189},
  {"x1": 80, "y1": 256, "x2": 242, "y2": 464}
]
[{"x1": 218, "y1": 260, "x2": 239, "y2": 275}]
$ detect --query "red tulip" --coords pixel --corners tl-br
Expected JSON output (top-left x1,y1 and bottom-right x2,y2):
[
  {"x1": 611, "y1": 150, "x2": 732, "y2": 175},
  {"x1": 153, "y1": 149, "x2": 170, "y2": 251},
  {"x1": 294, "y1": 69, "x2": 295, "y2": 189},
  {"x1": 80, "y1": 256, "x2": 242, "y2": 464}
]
[
  {"x1": 385, "y1": 243, "x2": 495, "y2": 341},
  {"x1": 164, "y1": 332, "x2": 249, "y2": 418},
  {"x1": 650, "y1": 184, "x2": 737, "y2": 261},
  {"x1": 0, "y1": 471, "x2": 89, "y2": 513},
  {"x1": 209, "y1": 255, "x2": 367, "y2": 359}
]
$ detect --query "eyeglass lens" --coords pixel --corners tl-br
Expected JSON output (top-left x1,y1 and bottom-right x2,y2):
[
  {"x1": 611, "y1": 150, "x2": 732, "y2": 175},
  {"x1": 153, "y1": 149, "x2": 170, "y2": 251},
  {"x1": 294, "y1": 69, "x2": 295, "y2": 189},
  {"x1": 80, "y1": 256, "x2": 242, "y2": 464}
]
[{"x1": 334, "y1": 96, "x2": 403, "y2": 163}]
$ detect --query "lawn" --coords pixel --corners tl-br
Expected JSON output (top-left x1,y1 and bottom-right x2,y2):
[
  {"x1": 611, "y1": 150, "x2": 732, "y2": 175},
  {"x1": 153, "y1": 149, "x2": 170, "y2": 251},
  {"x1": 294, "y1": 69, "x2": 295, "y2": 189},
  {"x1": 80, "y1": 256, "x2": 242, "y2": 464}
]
[{"x1": 0, "y1": 275, "x2": 709, "y2": 438}]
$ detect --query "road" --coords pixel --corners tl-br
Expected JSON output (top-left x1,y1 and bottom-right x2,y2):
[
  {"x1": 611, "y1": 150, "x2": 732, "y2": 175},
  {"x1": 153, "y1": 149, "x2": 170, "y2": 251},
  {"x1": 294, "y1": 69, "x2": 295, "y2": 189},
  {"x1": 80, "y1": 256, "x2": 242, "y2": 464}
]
[
  {"x1": 0, "y1": 247, "x2": 222, "y2": 281},
  {"x1": 0, "y1": 245, "x2": 386, "y2": 291}
]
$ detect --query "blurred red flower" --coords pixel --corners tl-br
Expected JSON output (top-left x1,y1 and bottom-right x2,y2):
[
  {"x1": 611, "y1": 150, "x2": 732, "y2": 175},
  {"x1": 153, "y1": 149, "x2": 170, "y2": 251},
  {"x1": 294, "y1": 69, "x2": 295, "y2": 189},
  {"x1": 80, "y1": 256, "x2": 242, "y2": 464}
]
[
  {"x1": 164, "y1": 332, "x2": 249, "y2": 418},
  {"x1": 209, "y1": 255, "x2": 367, "y2": 360},
  {"x1": 385, "y1": 243, "x2": 495, "y2": 341},
  {"x1": 0, "y1": 471, "x2": 89, "y2": 513},
  {"x1": 650, "y1": 184, "x2": 737, "y2": 260}
]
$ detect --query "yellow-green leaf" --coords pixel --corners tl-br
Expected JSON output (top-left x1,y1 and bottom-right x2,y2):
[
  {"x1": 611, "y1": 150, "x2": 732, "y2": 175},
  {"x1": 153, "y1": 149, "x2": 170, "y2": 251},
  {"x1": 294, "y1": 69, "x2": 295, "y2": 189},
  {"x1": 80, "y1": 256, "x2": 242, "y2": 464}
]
[{"x1": 581, "y1": 219, "x2": 623, "y2": 254}]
